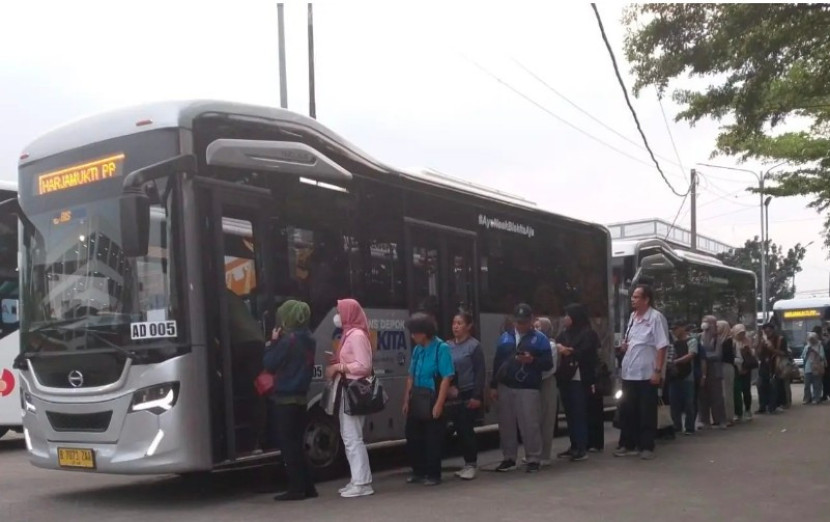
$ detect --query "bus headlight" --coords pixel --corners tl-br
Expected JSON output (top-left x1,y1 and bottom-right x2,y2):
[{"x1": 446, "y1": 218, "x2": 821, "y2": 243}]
[
  {"x1": 614, "y1": 389, "x2": 623, "y2": 400},
  {"x1": 130, "y1": 382, "x2": 180, "y2": 414},
  {"x1": 22, "y1": 391, "x2": 36, "y2": 413}
]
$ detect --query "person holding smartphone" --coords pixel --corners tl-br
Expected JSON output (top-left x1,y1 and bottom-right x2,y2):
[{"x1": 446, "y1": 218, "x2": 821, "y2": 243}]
[{"x1": 489, "y1": 303, "x2": 553, "y2": 473}]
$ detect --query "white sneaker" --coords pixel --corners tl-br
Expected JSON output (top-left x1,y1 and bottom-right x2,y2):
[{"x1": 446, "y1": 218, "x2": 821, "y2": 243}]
[
  {"x1": 338, "y1": 482, "x2": 353, "y2": 494},
  {"x1": 455, "y1": 465, "x2": 477, "y2": 480},
  {"x1": 745, "y1": 411, "x2": 753, "y2": 421},
  {"x1": 340, "y1": 484, "x2": 374, "y2": 498}
]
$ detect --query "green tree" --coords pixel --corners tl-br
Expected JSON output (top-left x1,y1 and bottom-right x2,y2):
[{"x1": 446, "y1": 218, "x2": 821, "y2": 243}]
[
  {"x1": 623, "y1": 4, "x2": 830, "y2": 246},
  {"x1": 717, "y1": 237, "x2": 806, "y2": 310}
]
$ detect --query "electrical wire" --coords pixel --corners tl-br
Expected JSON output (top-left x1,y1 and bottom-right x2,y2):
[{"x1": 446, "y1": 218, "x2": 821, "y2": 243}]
[
  {"x1": 664, "y1": 192, "x2": 689, "y2": 239},
  {"x1": 590, "y1": 3, "x2": 689, "y2": 197},
  {"x1": 463, "y1": 55, "x2": 658, "y2": 169},
  {"x1": 699, "y1": 206, "x2": 757, "y2": 222},
  {"x1": 511, "y1": 57, "x2": 685, "y2": 172},
  {"x1": 656, "y1": 91, "x2": 688, "y2": 180}
]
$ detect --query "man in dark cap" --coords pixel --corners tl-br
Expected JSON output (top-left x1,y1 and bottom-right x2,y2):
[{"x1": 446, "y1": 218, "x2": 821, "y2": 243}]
[{"x1": 489, "y1": 303, "x2": 553, "y2": 473}]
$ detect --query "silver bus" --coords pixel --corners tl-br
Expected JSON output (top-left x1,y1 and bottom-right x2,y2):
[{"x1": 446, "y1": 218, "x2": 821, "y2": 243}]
[
  {"x1": 611, "y1": 238, "x2": 757, "y2": 341},
  {"x1": 16, "y1": 100, "x2": 612, "y2": 476}
]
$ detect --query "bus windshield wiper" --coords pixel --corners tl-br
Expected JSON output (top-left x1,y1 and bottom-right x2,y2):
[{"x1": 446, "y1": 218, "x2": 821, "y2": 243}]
[{"x1": 25, "y1": 321, "x2": 135, "y2": 360}]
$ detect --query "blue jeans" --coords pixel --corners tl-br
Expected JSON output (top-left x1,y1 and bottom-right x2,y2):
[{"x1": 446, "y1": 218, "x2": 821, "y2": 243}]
[
  {"x1": 668, "y1": 379, "x2": 695, "y2": 433},
  {"x1": 804, "y1": 373, "x2": 824, "y2": 404},
  {"x1": 559, "y1": 380, "x2": 588, "y2": 453}
]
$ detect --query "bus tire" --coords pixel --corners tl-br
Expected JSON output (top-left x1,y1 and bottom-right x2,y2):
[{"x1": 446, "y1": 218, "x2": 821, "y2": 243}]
[{"x1": 304, "y1": 407, "x2": 346, "y2": 481}]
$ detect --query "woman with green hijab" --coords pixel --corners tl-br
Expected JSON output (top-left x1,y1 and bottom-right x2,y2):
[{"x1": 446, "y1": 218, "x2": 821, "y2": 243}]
[{"x1": 263, "y1": 300, "x2": 318, "y2": 501}]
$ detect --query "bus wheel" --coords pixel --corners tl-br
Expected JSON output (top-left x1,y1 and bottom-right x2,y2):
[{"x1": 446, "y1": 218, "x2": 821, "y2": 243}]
[
  {"x1": 304, "y1": 408, "x2": 345, "y2": 481},
  {"x1": 0, "y1": 427, "x2": 8, "y2": 440}
]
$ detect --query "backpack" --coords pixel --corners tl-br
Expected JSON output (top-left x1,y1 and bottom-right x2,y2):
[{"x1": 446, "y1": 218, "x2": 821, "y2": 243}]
[{"x1": 667, "y1": 339, "x2": 692, "y2": 381}]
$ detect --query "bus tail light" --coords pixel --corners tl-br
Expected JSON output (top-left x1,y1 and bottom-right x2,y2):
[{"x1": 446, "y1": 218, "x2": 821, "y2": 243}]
[{"x1": 130, "y1": 383, "x2": 180, "y2": 414}]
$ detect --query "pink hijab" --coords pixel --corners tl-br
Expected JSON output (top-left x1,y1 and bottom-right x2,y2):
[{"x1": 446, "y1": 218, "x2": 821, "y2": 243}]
[{"x1": 337, "y1": 299, "x2": 370, "y2": 345}]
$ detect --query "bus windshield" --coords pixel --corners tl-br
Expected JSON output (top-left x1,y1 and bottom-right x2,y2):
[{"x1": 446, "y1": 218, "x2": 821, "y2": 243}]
[
  {"x1": 779, "y1": 318, "x2": 822, "y2": 350},
  {"x1": 20, "y1": 196, "x2": 179, "y2": 354}
]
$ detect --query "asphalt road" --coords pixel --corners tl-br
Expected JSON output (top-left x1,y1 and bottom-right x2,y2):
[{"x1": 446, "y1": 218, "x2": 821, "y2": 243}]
[{"x1": 1, "y1": 386, "x2": 828, "y2": 522}]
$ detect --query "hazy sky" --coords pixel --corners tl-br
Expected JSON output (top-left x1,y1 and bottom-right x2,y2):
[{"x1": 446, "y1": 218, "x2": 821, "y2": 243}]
[{"x1": 1, "y1": 0, "x2": 827, "y2": 297}]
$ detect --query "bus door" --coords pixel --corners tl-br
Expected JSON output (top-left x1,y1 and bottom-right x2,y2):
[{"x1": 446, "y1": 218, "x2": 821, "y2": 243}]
[
  {"x1": 198, "y1": 180, "x2": 277, "y2": 463},
  {"x1": 405, "y1": 219, "x2": 478, "y2": 339}
]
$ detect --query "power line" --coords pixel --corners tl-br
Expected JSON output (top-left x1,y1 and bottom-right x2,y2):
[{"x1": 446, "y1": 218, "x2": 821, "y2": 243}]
[
  {"x1": 590, "y1": 3, "x2": 689, "y2": 198},
  {"x1": 697, "y1": 174, "x2": 757, "y2": 208},
  {"x1": 699, "y1": 206, "x2": 757, "y2": 222},
  {"x1": 462, "y1": 55, "x2": 659, "y2": 170},
  {"x1": 656, "y1": 91, "x2": 687, "y2": 180},
  {"x1": 512, "y1": 58, "x2": 685, "y2": 172},
  {"x1": 664, "y1": 191, "x2": 689, "y2": 239}
]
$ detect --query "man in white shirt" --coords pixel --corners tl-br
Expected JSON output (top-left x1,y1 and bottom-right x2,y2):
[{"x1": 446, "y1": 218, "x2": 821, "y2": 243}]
[{"x1": 614, "y1": 284, "x2": 669, "y2": 460}]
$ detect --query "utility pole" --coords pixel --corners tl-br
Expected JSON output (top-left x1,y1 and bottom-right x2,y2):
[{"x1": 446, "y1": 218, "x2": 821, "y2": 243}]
[
  {"x1": 690, "y1": 169, "x2": 697, "y2": 251},
  {"x1": 307, "y1": 3, "x2": 317, "y2": 119},
  {"x1": 760, "y1": 174, "x2": 768, "y2": 322},
  {"x1": 277, "y1": 3, "x2": 288, "y2": 109}
]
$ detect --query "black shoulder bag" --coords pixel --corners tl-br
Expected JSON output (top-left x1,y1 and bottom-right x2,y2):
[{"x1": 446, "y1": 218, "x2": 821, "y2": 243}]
[
  {"x1": 409, "y1": 344, "x2": 442, "y2": 421},
  {"x1": 344, "y1": 371, "x2": 389, "y2": 416}
]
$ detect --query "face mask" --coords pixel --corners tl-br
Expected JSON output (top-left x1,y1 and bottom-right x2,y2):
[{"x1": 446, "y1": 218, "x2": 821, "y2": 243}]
[
  {"x1": 700, "y1": 323, "x2": 709, "y2": 331},
  {"x1": 333, "y1": 313, "x2": 342, "y2": 329}
]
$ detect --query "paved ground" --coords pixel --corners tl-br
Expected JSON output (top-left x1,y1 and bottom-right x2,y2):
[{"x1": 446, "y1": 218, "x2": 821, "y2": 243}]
[{"x1": 2, "y1": 387, "x2": 829, "y2": 522}]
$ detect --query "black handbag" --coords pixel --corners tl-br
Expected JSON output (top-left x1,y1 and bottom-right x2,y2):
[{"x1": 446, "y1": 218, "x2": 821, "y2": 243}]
[
  {"x1": 344, "y1": 374, "x2": 388, "y2": 416},
  {"x1": 409, "y1": 344, "x2": 441, "y2": 421}
]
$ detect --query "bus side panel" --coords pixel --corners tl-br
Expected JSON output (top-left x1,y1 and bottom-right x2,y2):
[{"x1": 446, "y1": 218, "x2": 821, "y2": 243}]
[{"x1": 0, "y1": 331, "x2": 21, "y2": 431}]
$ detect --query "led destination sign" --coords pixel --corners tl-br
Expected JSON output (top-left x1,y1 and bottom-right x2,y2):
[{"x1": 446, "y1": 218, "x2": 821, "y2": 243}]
[
  {"x1": 36, "y1": 153, "x2": 125, "y2": 196},
  {"x1": 782, "y1": 309, "x2": 821, "y2": 320}
]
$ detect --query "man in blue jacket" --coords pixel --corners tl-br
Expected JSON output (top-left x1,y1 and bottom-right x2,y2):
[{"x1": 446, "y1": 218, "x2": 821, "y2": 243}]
[{"x1": 489, "y1": 303, "x2": 554, "y2": 473}]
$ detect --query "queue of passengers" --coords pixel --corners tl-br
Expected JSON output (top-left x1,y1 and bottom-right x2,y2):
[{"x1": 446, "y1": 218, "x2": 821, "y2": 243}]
[
  {"x1": 618, "y1": 284, "x2": 826, "y2": 462},
  {"x1": 257, "y1": 286, "x2": 825, "y2": 501},
  {"x1": 259, "y1": 297, "x2": 604, "y2": 500}
]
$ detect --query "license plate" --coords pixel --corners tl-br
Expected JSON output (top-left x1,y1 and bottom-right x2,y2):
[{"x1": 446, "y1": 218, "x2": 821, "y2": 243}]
[{"x1": 58, "y1": 447, "x2": 96, "y2": 469}]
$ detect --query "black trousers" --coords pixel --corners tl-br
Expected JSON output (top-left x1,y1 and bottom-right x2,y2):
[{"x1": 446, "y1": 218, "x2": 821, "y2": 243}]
[
  {"x1": 585, "y1": 383, "x2": 605, "y2": 450},
  {"x1": 448, "y1": 392, "x2": 479, "y2": 465},
  {"x1": 619, "y1": 380, "x2": 658, "y2": 452},
  {"x1": 737, "y1": 373, "x2": 752, "y2": 414},
  {"x1": 273, "y1": 403, "x2": 315, "y2": 495},
  {"x1": 405, "y1": 414, "x2": 446, "y2": 480},
  {"x1": 560, "y1": 380, "x2": 588, "y2": 453}
]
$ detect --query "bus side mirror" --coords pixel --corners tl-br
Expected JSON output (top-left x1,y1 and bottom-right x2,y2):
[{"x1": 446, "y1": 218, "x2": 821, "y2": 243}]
[{"x1": 120, "y1": 189, "x2": 150, "y2": 257}]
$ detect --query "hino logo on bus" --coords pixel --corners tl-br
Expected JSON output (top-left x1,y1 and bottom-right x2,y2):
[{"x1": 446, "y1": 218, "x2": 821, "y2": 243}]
[{"x1": 68, "y1": 370, "x2": 84, "y2": 388}]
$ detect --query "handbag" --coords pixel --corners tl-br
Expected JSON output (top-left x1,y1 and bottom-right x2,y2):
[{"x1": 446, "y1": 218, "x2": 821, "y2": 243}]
[
  {"x1": 409, "y1": 343, "x2": 442, "y2": 421},
  {"x1": 741, "y1": 346, "x2": 759, "y2": 371},
  {"x1": 322, "y1": 375, "x2": 342, "y2": 416},
  {"x1": 254, "y1": 371, "x2": 275, "y2": 397},
  {"x1": 255, "y1": 333, "x2": 294, "y2": 397},
  {"x1": 344, "y1": 373, "x2": 388, "y2": 416},
  {"x1": 808, "y1": 349, "x2": 826, "y2": 377},
  {"x1": 657, "y1": 397, "x2": 673, "y2": 430}
]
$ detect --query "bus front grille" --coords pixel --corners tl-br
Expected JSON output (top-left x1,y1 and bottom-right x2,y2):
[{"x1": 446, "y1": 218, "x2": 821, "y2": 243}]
[
  {"x1": 31, "y1": 352, "x2": 126, "y2": 389},
  {"x1": 46, "y1": 411, "x2": 113, "y2": 433}
]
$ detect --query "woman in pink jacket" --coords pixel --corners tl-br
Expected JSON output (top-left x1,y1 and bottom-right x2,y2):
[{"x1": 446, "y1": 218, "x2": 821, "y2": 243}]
[{"x1": 325, "y1": 299, "x2": 374, "y2": 498}]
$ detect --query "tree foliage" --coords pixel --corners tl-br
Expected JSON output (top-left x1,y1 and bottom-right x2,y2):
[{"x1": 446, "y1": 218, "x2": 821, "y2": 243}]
[
  {"x1": 717, "y1": 237, "x2": 806, "y2": 310},
  {"x1": 624, "y1": 4, "x2": 830, "y2": 247}
]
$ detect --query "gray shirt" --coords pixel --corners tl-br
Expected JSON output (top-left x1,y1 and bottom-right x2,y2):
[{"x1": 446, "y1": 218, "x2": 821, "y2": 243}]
[{"x1": 449, "y1": 337, "x2": 486, "y2": 400}]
